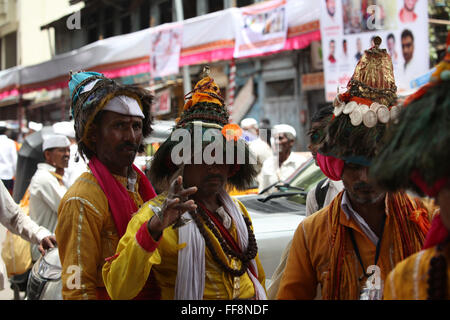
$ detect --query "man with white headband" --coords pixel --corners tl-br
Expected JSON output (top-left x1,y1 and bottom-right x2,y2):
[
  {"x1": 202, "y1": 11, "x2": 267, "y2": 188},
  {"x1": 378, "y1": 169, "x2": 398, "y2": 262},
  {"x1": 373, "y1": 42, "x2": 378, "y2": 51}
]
[
  {"x1": 28, "y1": 134, "x2": 70, "y2": 262},
  {"x1": 257, "y1": 124, "x2": 307, "y2": 192},
  {"x1": 55, "y1": 71, "x2": 157, "y2": 299}
]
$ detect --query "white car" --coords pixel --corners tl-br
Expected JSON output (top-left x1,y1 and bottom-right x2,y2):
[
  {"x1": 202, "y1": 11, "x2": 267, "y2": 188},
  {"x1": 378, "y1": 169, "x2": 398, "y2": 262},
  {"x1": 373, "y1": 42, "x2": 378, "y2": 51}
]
[
  {"x1": 237, "y1": 156, "x2": 325, "y2": 283},
  {"x1": 237, "y1": 194, "x2": 306, "y2": 283}
]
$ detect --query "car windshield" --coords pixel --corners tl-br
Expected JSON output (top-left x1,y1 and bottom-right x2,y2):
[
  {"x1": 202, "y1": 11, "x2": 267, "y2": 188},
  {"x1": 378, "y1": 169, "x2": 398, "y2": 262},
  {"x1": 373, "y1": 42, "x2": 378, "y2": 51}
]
[{"x1": 282, "y1": 158, "x2": 325, "y2": 205}]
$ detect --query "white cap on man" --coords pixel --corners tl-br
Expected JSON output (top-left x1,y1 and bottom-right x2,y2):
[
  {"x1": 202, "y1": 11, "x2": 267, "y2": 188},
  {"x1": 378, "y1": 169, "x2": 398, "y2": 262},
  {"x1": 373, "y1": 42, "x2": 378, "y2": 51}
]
[
  {"x1": 103, "y1": 95, "x2": 144, "y2": 118},
  {"x1": 53, "y1": 121, "x2": 76, "y2": 139},
  {"x1": 28, "y1": 121, "x2": 43, "y2": 132},
  {"x1": 43, "y1": 134, "x2": 71, "y2": 151},
  {"x1": 240, "y1": 118, "x2": 259, "y2": 129},
  {"x1": 273, "y1": 124, "x2": 296, "y2": 140}
]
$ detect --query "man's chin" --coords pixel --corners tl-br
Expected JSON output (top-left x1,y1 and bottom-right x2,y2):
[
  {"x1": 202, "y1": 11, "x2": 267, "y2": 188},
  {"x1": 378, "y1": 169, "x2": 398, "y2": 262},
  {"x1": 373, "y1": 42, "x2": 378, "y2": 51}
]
[{"x1": 352, "y1": 192, "x2": 385, "y2": 205}]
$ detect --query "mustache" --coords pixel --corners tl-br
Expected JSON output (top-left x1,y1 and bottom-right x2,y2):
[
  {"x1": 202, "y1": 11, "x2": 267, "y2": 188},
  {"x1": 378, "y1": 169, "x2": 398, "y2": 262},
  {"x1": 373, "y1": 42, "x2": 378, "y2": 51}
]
[
  {"x1": 204, "y1": 174, "x2": 225, "y2": 183},
  {"x1": 353, "y1": 182, "x2": 374, "y2": 192},
  {"x1": 117, "y1": 142, "x2": 139, "y2": 152}
]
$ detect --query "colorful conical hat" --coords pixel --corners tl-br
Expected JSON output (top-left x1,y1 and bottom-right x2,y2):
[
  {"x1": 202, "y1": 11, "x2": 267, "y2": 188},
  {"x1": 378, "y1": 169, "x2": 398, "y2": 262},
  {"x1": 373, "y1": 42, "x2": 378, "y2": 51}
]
[{"x1": 333, "y1": 36, "x2": 399, "y2": 129}]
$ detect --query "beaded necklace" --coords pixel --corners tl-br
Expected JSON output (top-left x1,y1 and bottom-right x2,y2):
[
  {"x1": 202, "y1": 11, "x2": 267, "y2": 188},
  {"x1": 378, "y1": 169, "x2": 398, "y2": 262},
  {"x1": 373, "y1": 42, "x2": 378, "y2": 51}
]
[{"x1": 190, "y1": 202, "x2": 258, "y2": 277}]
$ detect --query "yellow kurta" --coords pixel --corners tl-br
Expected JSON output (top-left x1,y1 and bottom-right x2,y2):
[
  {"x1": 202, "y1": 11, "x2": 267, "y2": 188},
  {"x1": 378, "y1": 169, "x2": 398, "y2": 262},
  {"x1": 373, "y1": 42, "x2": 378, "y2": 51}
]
[
  {"x1": 55, "y1": 171, "x2": 144, "y2": 300},
  {"x1": 384, "y1": 246, "x2": 450, "y2": 299},
  {"x1": 102, "y1": 194, "x2": 266, "y2": 300},
  {"x1": 277, "y1": 191, "x2": 428, "y2": 300}
]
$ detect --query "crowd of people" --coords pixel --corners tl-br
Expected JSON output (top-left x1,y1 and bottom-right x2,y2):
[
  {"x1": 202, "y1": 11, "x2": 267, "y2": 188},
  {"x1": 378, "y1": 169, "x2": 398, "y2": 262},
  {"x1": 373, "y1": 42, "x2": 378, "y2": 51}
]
[{"x1": 0, "y1": 33, "x2": 448, "y2": 301}]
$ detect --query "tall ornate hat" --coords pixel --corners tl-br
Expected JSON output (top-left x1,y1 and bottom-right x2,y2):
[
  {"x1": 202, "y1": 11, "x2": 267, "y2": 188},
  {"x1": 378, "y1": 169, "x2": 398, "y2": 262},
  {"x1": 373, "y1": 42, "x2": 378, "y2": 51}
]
[
  {"x1": 149, "y1": 66, "x2": 256, "y2": 191},
  {"x1": 333, "y1": 36, "x2": 399, "y2": 128},
  {"x1": 320, "y1": 37, "x2": 399, "y2": 165},
  {"x1": 175, "y1": 66, "x2": 230, "y2": 130},
  {"x1": 68, "y1": 71, "x2": 153, "y2": 159},
  {"x1": 370, "y1": 32, "x2": 450, "y2": 197}
]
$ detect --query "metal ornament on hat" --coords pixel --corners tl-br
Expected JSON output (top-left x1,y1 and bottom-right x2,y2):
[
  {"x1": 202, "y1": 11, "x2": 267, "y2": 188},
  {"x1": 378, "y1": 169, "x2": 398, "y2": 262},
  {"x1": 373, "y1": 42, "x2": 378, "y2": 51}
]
[{"x1": 332, "y1": 36, "x2": 400, "y2": 128}]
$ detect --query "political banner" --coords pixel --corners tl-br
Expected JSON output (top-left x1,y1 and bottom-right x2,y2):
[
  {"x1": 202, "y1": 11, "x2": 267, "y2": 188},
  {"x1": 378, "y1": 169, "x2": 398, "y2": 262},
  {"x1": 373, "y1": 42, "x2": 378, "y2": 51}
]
[
  {"x1": 152, "y1": 89, "x2": 171, "y2": 115},
  {"x1": 320, "y1": 0, "x2": 429, "y2": 101},
  {"x1": 233, "y1": 0, "x2": 288, "y2": 58},
  {"x1": 150, "y1": 23, "x2": 183, "y2": 78}
]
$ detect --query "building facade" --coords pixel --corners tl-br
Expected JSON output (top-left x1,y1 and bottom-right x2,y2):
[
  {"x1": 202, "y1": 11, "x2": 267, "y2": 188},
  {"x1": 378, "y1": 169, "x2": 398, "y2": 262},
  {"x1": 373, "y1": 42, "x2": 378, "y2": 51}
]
[{"x1": 1, "y1": 0, "x2": 326, "y2": 151}]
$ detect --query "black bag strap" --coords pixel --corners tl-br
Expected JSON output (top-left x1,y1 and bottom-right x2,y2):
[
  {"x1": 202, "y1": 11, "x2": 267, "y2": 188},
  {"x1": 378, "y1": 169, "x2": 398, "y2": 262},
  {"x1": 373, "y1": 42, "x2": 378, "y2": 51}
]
[{"x1": 315, "y1": 177, "x2": 329, "y2": 210}]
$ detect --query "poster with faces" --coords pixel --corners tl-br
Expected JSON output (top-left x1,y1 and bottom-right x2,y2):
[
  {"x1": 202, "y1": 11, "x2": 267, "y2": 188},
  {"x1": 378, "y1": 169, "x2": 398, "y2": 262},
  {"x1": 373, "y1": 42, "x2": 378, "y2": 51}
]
[
  {"x1": 150, "y1": 23, "x2": 183, "y2": 78},
  {"x1": 320, "y1": 0, "x2": 429, "y2": 101},
  {"x1": 233, "y1": 0, "x2": 288, "y2": 58}
]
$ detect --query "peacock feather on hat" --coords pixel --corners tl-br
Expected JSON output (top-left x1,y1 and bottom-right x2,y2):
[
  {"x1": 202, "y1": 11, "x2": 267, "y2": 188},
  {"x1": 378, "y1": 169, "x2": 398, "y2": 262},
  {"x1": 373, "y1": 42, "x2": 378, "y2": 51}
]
[{"x1": 68, "y1": 71, "x2": 153, "y2": 160}]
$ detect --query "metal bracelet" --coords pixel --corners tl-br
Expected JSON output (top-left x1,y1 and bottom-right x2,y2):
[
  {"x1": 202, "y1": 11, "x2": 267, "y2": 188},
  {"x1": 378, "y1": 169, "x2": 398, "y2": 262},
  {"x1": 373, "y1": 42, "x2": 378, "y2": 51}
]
[{"x1": 149, "y1": 204, "x2": 164, "y2": 222}]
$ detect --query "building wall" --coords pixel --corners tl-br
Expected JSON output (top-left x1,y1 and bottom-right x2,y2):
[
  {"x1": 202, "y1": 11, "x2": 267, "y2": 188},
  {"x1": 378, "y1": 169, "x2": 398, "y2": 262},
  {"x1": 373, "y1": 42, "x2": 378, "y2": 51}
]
[
  {"x1": 0, "y1": 0, "x2": 83, "y2": 69},
  {"x1": 0, "y1": 0, "x2": 18, "y2": 69},
  {"x1": 17, "y1": 0, "x2": 83, "y2": 66}
]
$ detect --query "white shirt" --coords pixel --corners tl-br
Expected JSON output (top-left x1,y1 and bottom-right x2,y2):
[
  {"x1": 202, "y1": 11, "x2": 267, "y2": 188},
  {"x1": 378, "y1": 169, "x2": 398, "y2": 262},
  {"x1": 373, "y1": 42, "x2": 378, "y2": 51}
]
[
  {"x1": 0, "y1": 180, "x2": 52, "y2": 289},
  {"x1": 305, "y1": 178, "x2": 344, "y2": 216},
  {"x1": 257, "y1": 152, "x2": 308, "y2": 192},
  {"x1": 340, "y1": 190, "x2": 385, "y2": 245},
  {"x1": 64, "y1": 143, "x2": 88, "y2": 187},
  {"x1": 248, "y1": 138, "x2": 273, "y2": 174},
  {"x1": 401, "y1": 54, "x2": 418, "y2": 90},
  {"x1": 0, "y1": 135, "x2": 17, "y2": 180},
  {"x1": 29, "y1": 163, "x2": 68, "y2": 261}
]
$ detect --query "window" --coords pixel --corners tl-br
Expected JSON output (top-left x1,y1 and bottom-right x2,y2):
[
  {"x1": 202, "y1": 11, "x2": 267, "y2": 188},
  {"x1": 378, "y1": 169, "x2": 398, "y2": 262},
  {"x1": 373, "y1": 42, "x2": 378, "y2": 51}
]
[
  {"x1": 159, "y1": 0, "x2": 173, "y2": 24},
  {"x1": 139, "y1": 1, "x2": 150, "y2": 29},
  {"x1": 183, "y1": 0, "x2": 196, "y2": 19},
  {"x1": 121, "y1": 15, "x2": 131, "y2": 34},
  {"x1": 4, "y1": 32, "x2": 17, "y2": 69},
  {"x1": 237, "y1": 0, "x2": 254, "y2": 7},
  {"x1": 0, "y1": 0, "x2": 7, "y2": 15},
  {"x1": 265, "y1": 79, "x2": 295, "y2": 98},
  {"x1": 87, "y1": 12, "x2": 99, "y2": 43},
  {"x1": 208, "y1": 0, "x2": 223, "y2": 13},
  {"x1": 103, "y1": 6, "x2": 115, "y2": 38}
]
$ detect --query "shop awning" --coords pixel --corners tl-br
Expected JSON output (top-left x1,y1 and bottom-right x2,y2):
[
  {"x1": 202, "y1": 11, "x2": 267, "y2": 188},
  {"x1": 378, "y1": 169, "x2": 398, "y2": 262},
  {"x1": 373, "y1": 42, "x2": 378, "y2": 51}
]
[{"x1": 0, "y1": 0, "x2": 320, "y2": 101}]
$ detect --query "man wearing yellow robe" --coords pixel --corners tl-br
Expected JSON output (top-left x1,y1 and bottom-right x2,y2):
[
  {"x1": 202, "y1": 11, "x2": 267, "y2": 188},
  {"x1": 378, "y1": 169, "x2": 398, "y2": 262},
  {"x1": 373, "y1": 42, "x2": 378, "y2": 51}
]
[
  {"x1": 56, "y1": 72, "x2": 156, "y2": 299},
  {"x1": 277, "y1": 37, "x2": 430, "y2": 300},
  {"x1": 102, "y1": 72, "x2": 267, "y2": 300}
]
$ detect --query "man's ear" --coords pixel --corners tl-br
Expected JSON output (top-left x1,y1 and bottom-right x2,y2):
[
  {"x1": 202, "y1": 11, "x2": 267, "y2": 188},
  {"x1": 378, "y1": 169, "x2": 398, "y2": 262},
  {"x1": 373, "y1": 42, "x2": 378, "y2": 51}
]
[
  {"x1": 289, "y1": 139, "x2": 295, "y2": 148},
  {"x1": 43, "y1": 150, "x2": 51, "y2": 162}
]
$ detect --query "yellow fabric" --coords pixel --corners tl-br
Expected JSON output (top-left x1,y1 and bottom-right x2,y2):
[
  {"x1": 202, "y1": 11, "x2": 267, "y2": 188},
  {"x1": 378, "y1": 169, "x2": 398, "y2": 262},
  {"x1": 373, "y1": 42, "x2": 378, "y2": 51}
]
[
  {"x1": 1, "y1": 189, "x2": 32, "y2": 276},
  {"x1": 384, "y1": 246, "x2": 450, "y2": 299},
  {"x1": 55, "y1": 171, "x2": 144, "y2": 300},
  {"x1": 277, "y1": 191, "x2": 429, "y2": 300},
  {"x1": 102, "y1": 194, "x2": 266, "y2": 300},
  {"x1": 183, "y1": 76, "x2": 223, "y2": 111}
]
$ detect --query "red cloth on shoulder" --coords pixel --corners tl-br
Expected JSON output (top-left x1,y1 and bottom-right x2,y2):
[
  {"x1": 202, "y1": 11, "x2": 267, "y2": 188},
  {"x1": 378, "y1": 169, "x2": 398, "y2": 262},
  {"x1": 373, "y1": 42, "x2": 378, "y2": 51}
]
[
  {"x1": 88, "y1": 156, "x2": 157, "y2": 238},
  {"x1": 423, "y1": 213, "x2": 449, "y2": 250}
]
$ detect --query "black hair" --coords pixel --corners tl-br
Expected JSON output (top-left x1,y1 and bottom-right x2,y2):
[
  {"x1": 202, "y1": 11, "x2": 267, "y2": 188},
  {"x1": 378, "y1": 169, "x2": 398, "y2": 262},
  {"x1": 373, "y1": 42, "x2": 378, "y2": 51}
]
[
  {"x1": 311, "y1": 105, "x2": 334, "y2": 124},
  {"x1": 401, "y1": 29, "x2": 414, "y2": 41},
  {"x1": 387, "y1": 33, "x2": 395, "y2": 41},
  {"x1": 75, "y1": 83, "x2": 153, "y2": 161}
]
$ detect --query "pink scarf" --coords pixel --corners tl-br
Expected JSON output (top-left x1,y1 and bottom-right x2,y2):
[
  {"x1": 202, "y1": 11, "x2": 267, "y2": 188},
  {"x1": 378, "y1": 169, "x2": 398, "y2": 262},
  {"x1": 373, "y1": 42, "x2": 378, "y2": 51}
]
[
  {"x1": 316, "y1": 152, "x2": 344, "y2": 181},
  {"x1": 88, "y1": 156, "x2": 157, "y2": 237}
]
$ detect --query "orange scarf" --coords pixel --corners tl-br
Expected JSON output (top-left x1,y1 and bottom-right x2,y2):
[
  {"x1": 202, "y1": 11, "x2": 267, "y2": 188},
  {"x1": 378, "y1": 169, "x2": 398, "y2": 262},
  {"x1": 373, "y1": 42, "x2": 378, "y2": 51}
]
[{"x1": 326, "y1": 191, "x2": 430, "y2": 299}]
